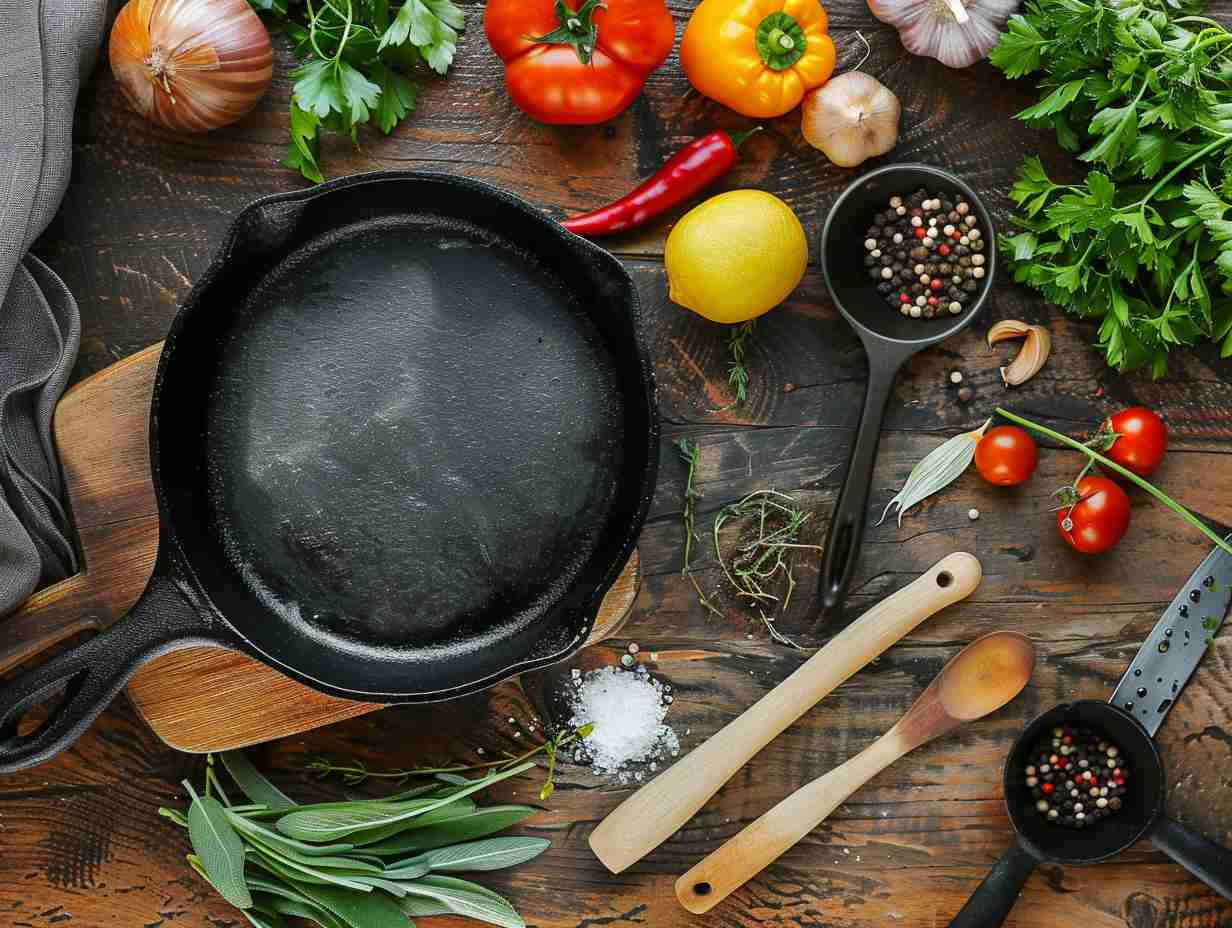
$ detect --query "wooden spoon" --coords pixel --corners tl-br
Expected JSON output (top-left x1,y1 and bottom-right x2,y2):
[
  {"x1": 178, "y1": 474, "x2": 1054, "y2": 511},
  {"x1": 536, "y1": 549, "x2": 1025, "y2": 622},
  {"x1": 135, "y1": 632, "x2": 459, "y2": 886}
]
[
  {"x1": 589, "y1": 552, "x2": 982, "y2": 874},
  {"x1": 675, "y1": 630, "x2": 1036, "y2": 914}
]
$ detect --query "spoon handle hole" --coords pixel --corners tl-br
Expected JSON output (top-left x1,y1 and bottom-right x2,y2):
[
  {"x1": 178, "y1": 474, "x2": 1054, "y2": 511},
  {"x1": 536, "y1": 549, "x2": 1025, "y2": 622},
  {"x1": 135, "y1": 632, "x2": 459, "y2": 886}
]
[{"x1": 937, "y1": 571, "x2": 953, "y2": 588}]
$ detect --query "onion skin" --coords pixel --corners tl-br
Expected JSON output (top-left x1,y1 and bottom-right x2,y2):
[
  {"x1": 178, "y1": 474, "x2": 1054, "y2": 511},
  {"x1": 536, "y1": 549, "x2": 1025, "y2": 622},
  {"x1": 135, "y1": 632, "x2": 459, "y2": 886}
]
[{"x1": 109, "y1": 0, "x2": 273, "y2": 133}]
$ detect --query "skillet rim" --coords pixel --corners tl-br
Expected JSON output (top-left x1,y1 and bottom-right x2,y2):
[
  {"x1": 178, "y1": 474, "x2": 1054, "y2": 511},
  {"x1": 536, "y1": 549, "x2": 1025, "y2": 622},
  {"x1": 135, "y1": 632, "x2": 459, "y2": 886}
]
[{"x1": 151, "y1": 170, "x2": 660, "y2": 701}]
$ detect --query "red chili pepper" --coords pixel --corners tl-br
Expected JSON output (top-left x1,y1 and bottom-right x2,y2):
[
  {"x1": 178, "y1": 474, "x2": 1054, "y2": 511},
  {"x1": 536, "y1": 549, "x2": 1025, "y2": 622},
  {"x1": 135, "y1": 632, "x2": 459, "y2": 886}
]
[{"x1": 562, "y1": 128, "x2": 760, "y2": 237}]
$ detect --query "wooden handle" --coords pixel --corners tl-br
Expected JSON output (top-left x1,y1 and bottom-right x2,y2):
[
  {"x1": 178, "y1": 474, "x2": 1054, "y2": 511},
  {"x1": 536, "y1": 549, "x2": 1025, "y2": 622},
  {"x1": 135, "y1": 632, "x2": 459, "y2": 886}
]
[
  {"x1": 676, "y1": 732, "x2": 906, "y2": 913},
  {"x1": 0, "y1": 575, "x2": 103, "y2": 676},
  {"x1": 587, "y1": 552, "x2": 981, "y2": 874}
]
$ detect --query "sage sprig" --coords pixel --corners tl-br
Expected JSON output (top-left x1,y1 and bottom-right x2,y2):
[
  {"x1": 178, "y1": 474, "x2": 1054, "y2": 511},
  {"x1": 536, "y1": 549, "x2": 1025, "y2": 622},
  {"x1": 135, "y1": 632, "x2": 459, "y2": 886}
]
[
  {"x1": 877, "y1": 419, "x2": 991, "y2": 526},
  {"x1": 163, "y1": 752, "x2": 551, "y2": 928}
]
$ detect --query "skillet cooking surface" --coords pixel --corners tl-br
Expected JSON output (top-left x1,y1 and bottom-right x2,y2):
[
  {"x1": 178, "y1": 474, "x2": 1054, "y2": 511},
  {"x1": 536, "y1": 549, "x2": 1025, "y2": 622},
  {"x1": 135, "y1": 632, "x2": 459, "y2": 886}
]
[{"x1": 204, "y1": 215, "x2": 623, "y2": 656}]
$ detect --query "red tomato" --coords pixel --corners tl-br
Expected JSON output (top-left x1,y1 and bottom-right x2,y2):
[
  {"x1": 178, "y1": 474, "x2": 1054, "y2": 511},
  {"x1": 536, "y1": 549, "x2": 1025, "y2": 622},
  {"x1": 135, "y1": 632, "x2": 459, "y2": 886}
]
[
  {"x1": 1106, "y1": 406, "x2": 1167, "y2": 477},
  {"x1": 1057, "y1": 476, "x2": 1131, "y2": 554},
  {"x1": 485, "y1": 0, "x2": 675, "y2": 125},
  {"x1": 975, "y1": 426, "x2": 1039, "y2": 486}
]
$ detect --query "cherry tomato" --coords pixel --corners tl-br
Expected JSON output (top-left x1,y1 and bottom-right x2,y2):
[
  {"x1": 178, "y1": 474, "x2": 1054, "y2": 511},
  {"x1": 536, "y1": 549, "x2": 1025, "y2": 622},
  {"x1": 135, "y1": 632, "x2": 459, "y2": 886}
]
[
  {"x1": 1057, "y1": 476, "x2": 1131, "y2": 554},
  {"x1": 1106, "y1": 406, "x2": 1167, "y2": 477},
  {"x1": 975, "y1": 426, "x2": 1039, "y2": 486}
]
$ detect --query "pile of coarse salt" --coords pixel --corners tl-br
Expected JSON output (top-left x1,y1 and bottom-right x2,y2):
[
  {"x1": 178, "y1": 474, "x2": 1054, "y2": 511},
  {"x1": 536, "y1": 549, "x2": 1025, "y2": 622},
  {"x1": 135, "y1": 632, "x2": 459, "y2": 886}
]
[{"x1": 569, "y1": 664, "x2": 678, "y2": 785}]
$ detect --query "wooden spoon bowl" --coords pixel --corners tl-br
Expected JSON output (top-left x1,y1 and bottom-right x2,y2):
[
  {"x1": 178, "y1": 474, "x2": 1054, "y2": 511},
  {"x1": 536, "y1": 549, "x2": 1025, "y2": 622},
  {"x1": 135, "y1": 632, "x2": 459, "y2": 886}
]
[{"x1": 676, "y1": 631, "x2": 1036, "y2": 914}]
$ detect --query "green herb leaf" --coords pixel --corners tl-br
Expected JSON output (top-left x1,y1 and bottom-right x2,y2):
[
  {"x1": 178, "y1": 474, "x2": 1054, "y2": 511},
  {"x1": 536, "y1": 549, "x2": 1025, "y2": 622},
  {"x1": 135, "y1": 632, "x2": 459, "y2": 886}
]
[
  {"x1": 412, "y1": 836, "x2": 551, "y2": 872},
  {"x1": 358, "y1": 806, "x2": 539, "y2": 856},
  {"x1": 381, "y1": 0, "x2": 465, "y2": 73},
  {"x1": 291, "y1": 881, "x2": 408, "y2": 928},
  {"x1": 277, "y1": 764, "x2": 532, "y2": 842},
  {"x1": 370, "y1": 62, "x2": 419, "y2": 134},
  {"x1": 185, "y1": 781, "x2": 252, "y2": 909},
  {"x1": 399, "y1": 874, "x2": 525, "y2": 928},
  {"x1": 1018, "y1": 79, "x2": 1086, "y2": 119},
  {"x1": 222, "y1": 752, "x2": 297, "y2": 811}
]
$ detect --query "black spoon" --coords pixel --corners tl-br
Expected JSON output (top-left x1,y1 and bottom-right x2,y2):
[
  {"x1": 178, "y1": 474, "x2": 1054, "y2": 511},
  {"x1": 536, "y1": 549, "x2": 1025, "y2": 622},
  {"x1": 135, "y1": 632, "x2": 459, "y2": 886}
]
[
  {"x1": 950, "y1": 539, "x2": 1232, "y2": 926},
  {"x1": 817, "y1": 164, "x2": 996, "y2": 614}
]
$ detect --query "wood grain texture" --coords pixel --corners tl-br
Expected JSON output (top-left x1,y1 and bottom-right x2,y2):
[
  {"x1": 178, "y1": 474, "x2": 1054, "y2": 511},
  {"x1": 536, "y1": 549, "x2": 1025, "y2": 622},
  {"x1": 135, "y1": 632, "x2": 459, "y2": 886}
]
[{"x1": 4, "y1": 0, "x2": 1232, "y2": 924}]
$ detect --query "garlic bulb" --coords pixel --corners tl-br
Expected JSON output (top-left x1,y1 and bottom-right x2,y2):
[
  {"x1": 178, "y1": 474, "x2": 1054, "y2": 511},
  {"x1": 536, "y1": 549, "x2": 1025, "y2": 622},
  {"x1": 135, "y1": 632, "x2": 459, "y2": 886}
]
[
  {"x1": 109, "y1": 0, "x2": 274, "y2": 133},
  {"x1": 868, "y1": 0, "x2": 1019, "y2": 69},
  {"x1": 801, "y1": 72, "x2": 900, "y2": 168}
]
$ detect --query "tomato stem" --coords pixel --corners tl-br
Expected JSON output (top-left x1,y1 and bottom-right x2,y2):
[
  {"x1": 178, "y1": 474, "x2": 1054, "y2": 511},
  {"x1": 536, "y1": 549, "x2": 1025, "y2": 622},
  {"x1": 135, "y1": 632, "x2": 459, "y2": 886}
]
[{"x1": 996, "y1": 407, "x2": 1232, "y2": 557}]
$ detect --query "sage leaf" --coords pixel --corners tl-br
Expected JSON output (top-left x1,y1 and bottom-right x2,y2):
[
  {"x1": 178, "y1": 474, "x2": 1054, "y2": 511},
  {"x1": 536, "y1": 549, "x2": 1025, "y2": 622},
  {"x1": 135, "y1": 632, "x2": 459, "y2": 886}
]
[
  {"x1": 294, "y1": 880, "x2": 409, "y2": 928},
  {"x1": 359, "y1": 806, "x2": 538, "y2": 856},
  {"x1": 414, "y1": 836, "x2": 551, "y2": 873},
  {"x1": 400, "y1": 874, "x2": 524, "y2": 928},
  {"x1": 222, "y1": 752, "x2": 297, "y2": 810},
  {"x1": 185, "y1": 781, "x2": 252, "y2": 909},
  {"x1": 247, "y1": 848, "x2": 373, "y2": 892},
  {"x1": 227, "y1": 812, "x2": 359, "y2": 858},
  {"x1": 350, "y1": 798, "x2": 477, "y2": 846},
  {"x1": 256, "y1": 893, "x2": 348, "y2": 928},
  {"x1": 876, "y1": 420, "x2": 989, "y2": 526},
  {"x1": 240, "y1": 909, "x2": 285, "y2": 928},
  {"x1": 277, "y1": 763, "x2": 532, "y2": 842},
  {"x1": 400, "y1": 896, "x2": 453, "y2": 918}
]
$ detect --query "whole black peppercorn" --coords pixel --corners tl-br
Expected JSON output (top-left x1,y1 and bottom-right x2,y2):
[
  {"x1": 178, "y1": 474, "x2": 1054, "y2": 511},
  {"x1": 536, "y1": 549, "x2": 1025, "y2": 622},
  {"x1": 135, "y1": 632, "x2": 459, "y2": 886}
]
[
  {"x1": 881, "y1": 255, "x2": 893, "y2": 266},
  {"x1": 864, "y1": 255, "x2": 877, "y2": 267},
  {"x1": 962, "y1": 280, "x2": 979, "y2": 292},
  {"x1": 869, "y1": 269, "x2": 881, "y2": 280},
  {"x1": 972, "y1": 239, "x2": 985, "y2": 252},
  {"x1": 956, "y1": 245, "x2": 970, "y2": 256}
]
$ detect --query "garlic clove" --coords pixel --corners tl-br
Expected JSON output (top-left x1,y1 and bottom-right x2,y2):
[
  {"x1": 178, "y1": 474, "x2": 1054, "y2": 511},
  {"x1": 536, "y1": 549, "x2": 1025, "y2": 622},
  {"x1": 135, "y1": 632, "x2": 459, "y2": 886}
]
[
  {"x1": 801, "y1": 72, "x2": 901, "y2": 168},
  {"x1": 987, "y1": 319, "x2": 1031, "y2": 347},
  {"x1": 989, "y1": 321, "x2": 1051, "y2": 387}
]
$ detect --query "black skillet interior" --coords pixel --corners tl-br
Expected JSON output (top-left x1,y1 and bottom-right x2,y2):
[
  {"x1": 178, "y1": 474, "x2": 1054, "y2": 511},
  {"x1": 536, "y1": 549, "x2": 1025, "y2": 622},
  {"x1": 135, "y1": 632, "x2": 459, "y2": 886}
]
[
  {"x1": 155, "y1": 172, "x2": 658, "y2": 698},
  {"x1": 1004, "y1": 700, "x2": 1164, "y2": 864}
]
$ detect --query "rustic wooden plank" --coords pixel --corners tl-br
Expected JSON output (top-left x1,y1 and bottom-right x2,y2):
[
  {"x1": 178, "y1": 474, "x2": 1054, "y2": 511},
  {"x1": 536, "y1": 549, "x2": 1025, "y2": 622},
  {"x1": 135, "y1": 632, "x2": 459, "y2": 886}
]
[{"x1": 6, "y1": 0, "x2": 1232, "y2": 923}]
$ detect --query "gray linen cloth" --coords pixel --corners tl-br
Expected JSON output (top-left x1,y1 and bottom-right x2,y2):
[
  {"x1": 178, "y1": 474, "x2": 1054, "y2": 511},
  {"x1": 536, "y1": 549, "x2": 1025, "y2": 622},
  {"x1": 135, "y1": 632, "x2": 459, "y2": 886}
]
[{"x1": 0, "y1": 0, "x2": 112, "y2": 616}]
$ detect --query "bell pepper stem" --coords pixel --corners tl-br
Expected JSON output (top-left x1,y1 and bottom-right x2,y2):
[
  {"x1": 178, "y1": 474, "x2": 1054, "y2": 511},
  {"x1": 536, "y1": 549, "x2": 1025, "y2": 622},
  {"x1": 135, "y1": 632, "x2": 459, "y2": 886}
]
[{"x1": 995, "y1": 407, "x2": 1232, "y2": 557}]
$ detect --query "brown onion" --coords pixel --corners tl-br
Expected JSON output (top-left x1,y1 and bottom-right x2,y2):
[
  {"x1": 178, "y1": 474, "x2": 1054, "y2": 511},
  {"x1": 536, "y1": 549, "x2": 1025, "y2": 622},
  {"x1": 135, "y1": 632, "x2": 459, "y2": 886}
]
[{"x1": 109, "y1": 0, "x2": 274, "y2": 133}]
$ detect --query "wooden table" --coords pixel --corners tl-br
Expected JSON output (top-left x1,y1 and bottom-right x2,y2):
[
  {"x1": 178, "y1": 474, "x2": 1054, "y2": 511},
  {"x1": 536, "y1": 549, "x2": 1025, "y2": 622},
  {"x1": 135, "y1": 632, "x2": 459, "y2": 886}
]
[{"x1": 3, "y1": 2, "x2": 1232, "y2": 926}]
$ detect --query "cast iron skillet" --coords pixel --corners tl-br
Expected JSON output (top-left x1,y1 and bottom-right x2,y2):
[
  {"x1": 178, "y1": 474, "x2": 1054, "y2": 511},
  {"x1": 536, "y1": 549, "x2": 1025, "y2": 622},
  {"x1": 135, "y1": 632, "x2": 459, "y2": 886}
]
[
  {"x1": 950, "y1": 700, "x2": 1232, "y2": 927},
  {"x1": 0, "y1": 172, "x2": 658, "y2": 773},
  {"x1": 818, "y1": 165, "x2": 995, "y2": 614}
]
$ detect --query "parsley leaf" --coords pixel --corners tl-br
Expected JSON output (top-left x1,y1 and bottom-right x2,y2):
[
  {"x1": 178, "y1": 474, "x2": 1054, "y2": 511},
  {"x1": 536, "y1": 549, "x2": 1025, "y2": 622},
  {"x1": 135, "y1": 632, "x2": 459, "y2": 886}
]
[
  {"x1": 251, "y1": 0, "x2": 465, "y2": 182},
  {"x1": 991, "y1": 0, "x2": 1232, "y2": 374}
]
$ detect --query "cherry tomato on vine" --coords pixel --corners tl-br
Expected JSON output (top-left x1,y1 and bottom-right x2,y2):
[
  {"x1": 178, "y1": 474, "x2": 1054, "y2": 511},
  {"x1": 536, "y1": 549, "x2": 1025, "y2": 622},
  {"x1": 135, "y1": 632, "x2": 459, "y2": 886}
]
[
  {"x1": 1057, "y1": 476, "x2": 1131, "y2": 554},
  {"x1": 975, "y1": 426, "x2": 1038, "y2": 486},
  {"x1": 1105, "y1": 406, "x2": 1167, "y2": 477}
]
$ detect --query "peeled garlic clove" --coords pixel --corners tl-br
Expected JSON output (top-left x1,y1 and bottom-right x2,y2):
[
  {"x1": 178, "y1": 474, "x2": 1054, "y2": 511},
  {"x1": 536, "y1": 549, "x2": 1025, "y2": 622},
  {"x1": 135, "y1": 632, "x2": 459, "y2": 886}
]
[
  {"x1": 990, "y1": 322, "x2": 1051, "y2": 387},
  {"x1": 801, "y1": 72, "x2": 900, "y2": 168},
  {"x1": 987, "y1": 319, "x2": 1031, "y2": 347}
]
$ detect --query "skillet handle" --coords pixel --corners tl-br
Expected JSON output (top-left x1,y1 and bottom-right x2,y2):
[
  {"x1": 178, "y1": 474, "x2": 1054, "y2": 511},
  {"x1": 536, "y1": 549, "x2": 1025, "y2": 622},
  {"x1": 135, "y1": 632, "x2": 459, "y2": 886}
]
[
  {"x1": 947, "y1": 842, "x2": 1039, "y2": 928},
  {"x1": 0, "y1": 571, "x2": 227, "y2": 773},
  {"x1": 820, "y1": 358, "x2": 901, "y2": 614},
  {"x1": 1151, "y1": 816, "x2": 1232, "y2": 900}
]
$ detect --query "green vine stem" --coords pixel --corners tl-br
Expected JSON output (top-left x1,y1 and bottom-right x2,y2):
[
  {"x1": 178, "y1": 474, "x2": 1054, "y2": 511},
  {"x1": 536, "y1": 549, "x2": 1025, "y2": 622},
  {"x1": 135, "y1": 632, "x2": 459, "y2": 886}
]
[{"x1": 996, "y1": 407, "x2": 1232, "y2": 557}]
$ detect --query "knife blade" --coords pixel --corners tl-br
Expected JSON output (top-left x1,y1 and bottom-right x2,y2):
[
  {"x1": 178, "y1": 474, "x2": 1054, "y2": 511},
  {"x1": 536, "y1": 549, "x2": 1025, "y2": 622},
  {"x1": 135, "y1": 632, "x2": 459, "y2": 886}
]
[{"x1": 1110, "y1": 535, "x2": 1232, "y2": 737}]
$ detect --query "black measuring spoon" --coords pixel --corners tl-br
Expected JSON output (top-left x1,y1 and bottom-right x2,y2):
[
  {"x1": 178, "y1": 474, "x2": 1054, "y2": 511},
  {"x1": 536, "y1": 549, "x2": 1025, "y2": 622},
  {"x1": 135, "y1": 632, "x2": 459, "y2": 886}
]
[
  {"x1": 818, "y1": 165, "x2": 996, "y2": 614},
  {"x1": 950, "y1": 542, "x2": 1232, "y2": 927}
]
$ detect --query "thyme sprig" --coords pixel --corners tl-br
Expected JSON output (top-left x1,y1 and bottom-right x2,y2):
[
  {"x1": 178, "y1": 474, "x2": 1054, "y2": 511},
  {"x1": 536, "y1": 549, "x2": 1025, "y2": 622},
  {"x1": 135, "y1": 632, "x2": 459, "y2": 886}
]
[
  {"x1": 303, "y1": 724, "x2": 593, "y2": 802},
  {"x1": 713, "y1": 490, "x2": 820, "y2": 650},
  {"x1": 726, "y1": 321, "x2": 756, "y2": 404}
]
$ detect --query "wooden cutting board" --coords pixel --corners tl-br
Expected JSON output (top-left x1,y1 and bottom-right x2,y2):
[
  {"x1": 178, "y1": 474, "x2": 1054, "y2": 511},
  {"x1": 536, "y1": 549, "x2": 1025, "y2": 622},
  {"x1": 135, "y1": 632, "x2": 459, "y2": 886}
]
[{"x1": 2, "y1": 343, "x2": 640, "y2": 753}]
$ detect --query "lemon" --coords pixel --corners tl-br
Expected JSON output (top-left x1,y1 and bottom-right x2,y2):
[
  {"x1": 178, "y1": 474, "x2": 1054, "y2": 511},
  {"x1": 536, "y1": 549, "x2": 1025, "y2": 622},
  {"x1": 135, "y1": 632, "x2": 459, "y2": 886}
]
[{"x1": 665, "y1": 190, "x2": 808, "y2": 324}]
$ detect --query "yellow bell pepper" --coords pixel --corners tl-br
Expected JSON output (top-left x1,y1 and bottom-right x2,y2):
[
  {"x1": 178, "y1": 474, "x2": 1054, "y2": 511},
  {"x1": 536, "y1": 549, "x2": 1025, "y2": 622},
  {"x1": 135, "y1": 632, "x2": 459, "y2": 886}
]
[{"x1": 680, "y1": 0, "x2": 837, "y2": 119}]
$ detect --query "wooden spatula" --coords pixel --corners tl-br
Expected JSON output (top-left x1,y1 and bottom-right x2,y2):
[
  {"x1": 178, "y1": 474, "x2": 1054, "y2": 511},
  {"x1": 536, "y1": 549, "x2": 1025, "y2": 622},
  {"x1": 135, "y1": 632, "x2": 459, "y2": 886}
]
[
  {"x1": 588, "y1": 552, "x2": 982, "y2": 874},
  {"x1": 675, "y1": 630, "x2": 1036, "y2": 913}
]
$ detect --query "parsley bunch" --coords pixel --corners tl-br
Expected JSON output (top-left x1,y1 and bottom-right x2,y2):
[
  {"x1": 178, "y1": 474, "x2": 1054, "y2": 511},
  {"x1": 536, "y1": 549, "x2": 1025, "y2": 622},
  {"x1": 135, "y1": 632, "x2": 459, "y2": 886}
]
[
  {"x1": 250, "y1": 0, "x2": 465, "y2": 182},
  {"x1": 990, "y1": 0, "x2": 1232, "y2": 375}
]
